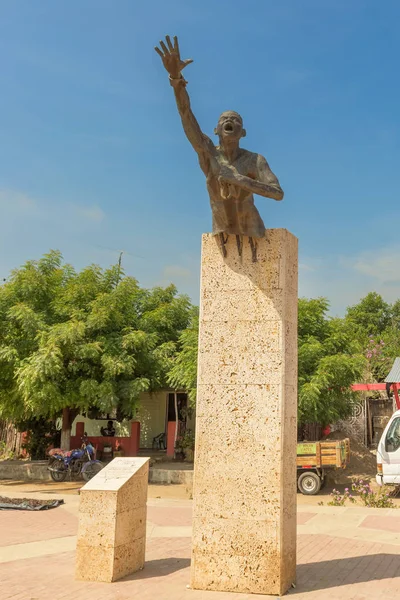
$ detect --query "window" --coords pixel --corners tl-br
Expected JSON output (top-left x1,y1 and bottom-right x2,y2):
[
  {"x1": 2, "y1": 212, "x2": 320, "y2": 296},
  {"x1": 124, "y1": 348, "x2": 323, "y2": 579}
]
[{"x1": 385, "y1": 417, "x2": 400, "y2": 452}]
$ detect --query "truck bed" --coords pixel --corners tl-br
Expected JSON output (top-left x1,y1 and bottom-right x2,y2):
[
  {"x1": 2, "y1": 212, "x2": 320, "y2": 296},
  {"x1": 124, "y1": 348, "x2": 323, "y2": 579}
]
[{"x1": 297, "y1": 439, "x2": 350, "y2": 470}]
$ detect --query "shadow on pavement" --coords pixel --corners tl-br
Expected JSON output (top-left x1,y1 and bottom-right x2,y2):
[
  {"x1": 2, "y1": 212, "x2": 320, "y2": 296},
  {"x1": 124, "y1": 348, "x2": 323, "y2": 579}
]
[
  {"x1": 290, "y1": 553, "x2": 400, "y2": 594},
  {"x1": 0, "y1": 480, "x2": 81, "y2": 493},
  {"x1": 122, "y1": 557, "x2": 191, "y2": 581}
]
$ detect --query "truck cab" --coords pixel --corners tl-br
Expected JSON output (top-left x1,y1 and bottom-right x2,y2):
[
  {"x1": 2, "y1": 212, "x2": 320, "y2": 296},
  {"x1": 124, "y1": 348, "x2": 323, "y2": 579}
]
[{"x1": 376, "y1": 409, "x2": 400, "y2": 486}]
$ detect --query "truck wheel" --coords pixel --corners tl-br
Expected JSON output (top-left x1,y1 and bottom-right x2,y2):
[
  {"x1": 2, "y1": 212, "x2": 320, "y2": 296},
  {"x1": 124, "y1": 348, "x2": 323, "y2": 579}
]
[{"x1": 298, "y1": 472, "x2": 321, "y2": 495}]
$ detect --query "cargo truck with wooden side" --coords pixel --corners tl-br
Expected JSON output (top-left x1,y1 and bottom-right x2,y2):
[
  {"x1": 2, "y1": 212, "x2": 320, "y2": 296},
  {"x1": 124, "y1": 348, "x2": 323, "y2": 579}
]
[{"x1": 296, "y1": 439, "x2": 350, "y2": 495}]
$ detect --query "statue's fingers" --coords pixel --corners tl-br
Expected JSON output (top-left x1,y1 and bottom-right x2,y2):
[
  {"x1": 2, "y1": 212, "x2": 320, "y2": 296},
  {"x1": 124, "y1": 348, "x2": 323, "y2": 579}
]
[
  {"x1": 181, "y1": 58, "x2": 194, "y2": 69},
  {"x1": 166, "y1": 35, "x2": 174, "y2": 52},
  {"x1": 173, "y1": 36, "x2": 180, "y2": 55},
  {"x1": 159, "y1": 41, "x2": 169, "y2": 55},
  {"x1": 154, "y1": 46, "x2": 164, "y2": 58}
]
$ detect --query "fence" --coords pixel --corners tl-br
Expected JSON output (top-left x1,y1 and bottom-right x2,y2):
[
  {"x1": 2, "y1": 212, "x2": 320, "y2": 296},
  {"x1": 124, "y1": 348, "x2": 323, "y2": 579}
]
[{"x1": 0, "y1": 420, "x2": 24, "y2": 457}]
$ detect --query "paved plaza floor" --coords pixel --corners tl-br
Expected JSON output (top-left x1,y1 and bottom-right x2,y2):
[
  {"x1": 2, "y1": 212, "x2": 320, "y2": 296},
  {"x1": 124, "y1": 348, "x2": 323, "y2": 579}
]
[{"x1": 1, "y1": 482, "x2": 400, "y2": 599}]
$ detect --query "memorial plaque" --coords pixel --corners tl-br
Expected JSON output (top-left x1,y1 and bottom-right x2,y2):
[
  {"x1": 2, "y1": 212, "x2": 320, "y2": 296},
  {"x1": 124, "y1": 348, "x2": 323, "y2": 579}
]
[{"x1": 75, "y1": 456, "x2": 150, "y2": 583}]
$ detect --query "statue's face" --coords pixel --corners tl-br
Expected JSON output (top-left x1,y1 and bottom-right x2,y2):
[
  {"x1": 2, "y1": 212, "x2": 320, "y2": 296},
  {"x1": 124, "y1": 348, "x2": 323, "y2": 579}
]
[{"x1": 215, "y1": 111, "x2": 245, "y2": 140}]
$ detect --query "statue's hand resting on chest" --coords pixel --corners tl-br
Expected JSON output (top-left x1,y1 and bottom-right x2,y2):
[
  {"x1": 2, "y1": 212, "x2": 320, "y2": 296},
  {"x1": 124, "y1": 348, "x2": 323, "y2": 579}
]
[{"x1": 218, "y1": 163, "x2": 242, "y2": 200}]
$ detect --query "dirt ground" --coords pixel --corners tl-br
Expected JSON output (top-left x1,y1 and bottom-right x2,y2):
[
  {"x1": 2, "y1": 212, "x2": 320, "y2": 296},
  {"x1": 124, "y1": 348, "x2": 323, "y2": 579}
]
[
  {"x1": 0, "y1": 479, "x2": 192, "y2": 500},
  {"x1": 2, "y1": 479, "x2": 399, "y2": 507},
  {"x1": 0, "y1": 432, "x2": 391, "y2": 505},
  {"x1": 323, "y1": 430, "x2": 378, "y2": 487}
]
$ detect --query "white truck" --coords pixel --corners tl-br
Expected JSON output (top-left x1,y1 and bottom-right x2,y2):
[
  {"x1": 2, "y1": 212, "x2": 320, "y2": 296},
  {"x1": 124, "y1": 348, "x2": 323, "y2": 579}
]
[{"x1": 376, "y1": 409, "x2": 400, "y2": 486}]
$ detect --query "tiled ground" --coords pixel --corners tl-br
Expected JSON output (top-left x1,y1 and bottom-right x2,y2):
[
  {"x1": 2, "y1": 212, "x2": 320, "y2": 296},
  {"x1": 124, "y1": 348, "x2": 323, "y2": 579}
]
[
  {"x1": 1, "y1": 506, "x2": 78, "y2": 546},
  {"x1": 1, "y1": 489, "x2": 400, "y2": 599}
]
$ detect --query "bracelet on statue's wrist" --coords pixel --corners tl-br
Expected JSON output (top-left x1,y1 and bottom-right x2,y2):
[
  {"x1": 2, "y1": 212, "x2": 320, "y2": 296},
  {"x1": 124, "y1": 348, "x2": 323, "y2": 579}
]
[{"x1": 169, "y1": 74, "x2": 187, "y2": 88}]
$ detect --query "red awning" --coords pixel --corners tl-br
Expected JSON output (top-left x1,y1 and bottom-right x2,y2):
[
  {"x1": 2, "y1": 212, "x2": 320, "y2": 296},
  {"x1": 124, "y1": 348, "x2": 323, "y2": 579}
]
[{"x1": 351, "y1": 383, "x2": 388, "y2": 391}]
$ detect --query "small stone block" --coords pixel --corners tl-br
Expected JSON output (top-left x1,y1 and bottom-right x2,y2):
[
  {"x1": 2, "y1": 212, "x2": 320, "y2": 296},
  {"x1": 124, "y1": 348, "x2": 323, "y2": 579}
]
[
  {"x1": 75, "y1": 456, "x2": 150, "y2": 583},
  {"x1": 112, "y1": 537, "x2": 146, "y2": 581}
]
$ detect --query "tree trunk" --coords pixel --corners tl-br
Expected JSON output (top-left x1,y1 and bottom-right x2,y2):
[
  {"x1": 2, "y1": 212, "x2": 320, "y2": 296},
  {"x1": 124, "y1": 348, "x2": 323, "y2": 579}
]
[
  {"x1": 174, "y1": 392, "x2": 178, "y2": 458},
  {"x1": 60, "y1": 407, "x2": 80, "y2": 450},
  {"x1": 60, "y1": 408, "x2": 71, "y2": 450}
]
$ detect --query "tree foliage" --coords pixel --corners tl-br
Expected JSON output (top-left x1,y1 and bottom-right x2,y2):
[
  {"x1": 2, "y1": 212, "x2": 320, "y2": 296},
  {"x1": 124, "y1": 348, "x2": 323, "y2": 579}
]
[
  {"x1": 0, "y1": 251, "x2": 192, "y2": 422},
  {"x1": 346, "y1": 292, "x2": 393, "y2": 341},
  {"x1": 346, "y1": 292, "x2": 400, "y2": 383},
  {"x1": 15, "y1": 417, "x2": 59, "y2": 460},
  {"x1": 167, "y1": 308, "x2": 199, "y2": 406},
  {"x1": 298, "y1": 298, "x2": 366, "y2": 426},
  {"x1": 3, "y1": 250, "x2": 400, "y2": 436},
  {"x1": 136, "y1": 290, "x2": 400, "y2": 428},
  {"x1": 171, "y1": 296, "x2": 370, "y2": 427}
]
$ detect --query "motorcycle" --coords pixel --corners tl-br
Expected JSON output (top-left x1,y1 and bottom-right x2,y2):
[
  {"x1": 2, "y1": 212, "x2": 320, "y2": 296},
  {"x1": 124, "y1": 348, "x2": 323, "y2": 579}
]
[{"x1": 47, "y1": 437, "x2": 103, "y2": 483}]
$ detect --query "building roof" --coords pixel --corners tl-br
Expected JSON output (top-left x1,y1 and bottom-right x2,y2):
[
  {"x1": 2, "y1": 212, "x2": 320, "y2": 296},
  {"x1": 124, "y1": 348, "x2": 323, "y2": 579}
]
[{"x1": 385, "y1": 357, "x2": 400, "y2": 383}]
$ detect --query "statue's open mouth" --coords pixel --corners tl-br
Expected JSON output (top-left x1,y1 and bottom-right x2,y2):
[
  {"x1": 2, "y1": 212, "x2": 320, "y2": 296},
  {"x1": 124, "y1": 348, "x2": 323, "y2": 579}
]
[{"x1": 223, "y1": 123, "x2": 234, "y2": 132}]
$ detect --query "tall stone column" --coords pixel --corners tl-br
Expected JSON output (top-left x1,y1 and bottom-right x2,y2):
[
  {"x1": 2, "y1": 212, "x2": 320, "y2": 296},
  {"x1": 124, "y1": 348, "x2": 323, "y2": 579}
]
[{"x1": 190, "y1": 229, "x2": 298, "y2": 596}]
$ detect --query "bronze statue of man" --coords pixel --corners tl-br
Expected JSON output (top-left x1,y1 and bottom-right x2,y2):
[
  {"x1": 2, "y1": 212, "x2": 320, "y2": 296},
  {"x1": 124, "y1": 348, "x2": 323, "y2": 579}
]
[{"x1": 155, "y1": 36, "x2": 283, "y2": 239}]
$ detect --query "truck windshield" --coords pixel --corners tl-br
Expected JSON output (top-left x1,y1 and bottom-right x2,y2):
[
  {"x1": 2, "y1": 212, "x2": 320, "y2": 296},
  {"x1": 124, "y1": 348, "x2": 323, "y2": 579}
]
[{"x1": 385, "y1": 417, "x2": 400, "y2": 452}]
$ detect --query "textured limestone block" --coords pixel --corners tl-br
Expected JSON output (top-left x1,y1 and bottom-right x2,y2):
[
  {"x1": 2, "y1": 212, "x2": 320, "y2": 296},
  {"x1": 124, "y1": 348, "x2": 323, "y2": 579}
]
[
  {"x1": 191, "y1": 230, "x2": 298, "y2": 597},
  {"x1": 75, "y1": 456, "x2": 149, "y2": 583}
]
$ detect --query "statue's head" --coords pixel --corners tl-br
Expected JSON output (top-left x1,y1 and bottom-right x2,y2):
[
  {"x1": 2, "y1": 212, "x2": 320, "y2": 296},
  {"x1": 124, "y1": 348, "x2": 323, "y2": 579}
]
[{"x1": 214, "y1": 111, "x2": 246, "y2": 141}]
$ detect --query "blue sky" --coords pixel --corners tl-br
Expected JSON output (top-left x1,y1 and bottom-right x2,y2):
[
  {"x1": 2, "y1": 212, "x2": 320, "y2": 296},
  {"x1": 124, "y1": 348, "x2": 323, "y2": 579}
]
[{"x1": 1, "y1": 0, "x2": 400, "y2": 314}]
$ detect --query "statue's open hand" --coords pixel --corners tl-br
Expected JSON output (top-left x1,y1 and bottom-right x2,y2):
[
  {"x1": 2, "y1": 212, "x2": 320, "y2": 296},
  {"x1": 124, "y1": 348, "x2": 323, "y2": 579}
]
[{"x1": 155, "y1": 36, "x2": 193, "y2": 79}]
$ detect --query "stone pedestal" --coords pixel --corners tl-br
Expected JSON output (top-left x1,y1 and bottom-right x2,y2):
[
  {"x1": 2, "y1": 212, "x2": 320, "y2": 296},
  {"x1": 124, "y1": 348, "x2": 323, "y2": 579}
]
[
  {"x1": 190, "y1": 230, "x2": 298, "y2": 596},
  {"x1": 75, "y1": 457, "x2": 149, "y2": 583}
]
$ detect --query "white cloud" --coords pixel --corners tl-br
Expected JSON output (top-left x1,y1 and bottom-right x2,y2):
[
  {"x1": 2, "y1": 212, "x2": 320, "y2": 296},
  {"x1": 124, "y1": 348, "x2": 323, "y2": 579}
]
[
  {"x1": 342, "y1": 245, "x2": 400, "y2": 284},
  {"x1": 0, "y1": 188, "x2": 105, "y2": 226},
  {"x1": 299, "y1": 262, "x2": 316, "y2": 272},
  {"x1": 73, "y1": 205, "x2": 105, "y2": 223},
  {"x1": 163, "y1": 265, "x2": 192, "y2": 280},
  {"x1": 298, "y1": 244, "x2": 400, "y2": 316},
  {"x1": 156, "y1": 261, "x2": 199, "y2": 300},
  {"x1": 0, "y1": 189, "x2": 38, "y2": 215}
]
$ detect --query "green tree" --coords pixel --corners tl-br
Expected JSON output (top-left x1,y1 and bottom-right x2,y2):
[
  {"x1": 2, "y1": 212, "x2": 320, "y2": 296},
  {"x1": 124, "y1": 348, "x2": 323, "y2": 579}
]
[
  {"x1": 298, "y1": 298, "x2": 365, "y2": 427},
  {"x1": 345, "y1": 293, "x2": 400, "y2": 383},
  {"x1": 346, "y1": 292, "x2": 392, "y2": 341},
  {"x1": 0, "y1": 251, "x2": 192, "y2": 448},
  {"x1": 167, "y1": 308, "x2": 199, "y2": 406},
  {"x1": 169, "y1": 296, "x2": 366, "y2": 429},
  {"x1": 391, "y1": 299, "x2": 400, "y2": 330}
]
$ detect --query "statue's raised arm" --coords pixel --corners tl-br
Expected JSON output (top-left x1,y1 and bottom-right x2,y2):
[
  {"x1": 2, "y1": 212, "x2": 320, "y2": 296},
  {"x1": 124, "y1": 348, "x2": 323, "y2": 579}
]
[
  {"x1": 155, "y1": 36, "x2": 212, "y2": 155},
  {"x1": 155, "y1": 35, "x2": 284, "y2": 241}
]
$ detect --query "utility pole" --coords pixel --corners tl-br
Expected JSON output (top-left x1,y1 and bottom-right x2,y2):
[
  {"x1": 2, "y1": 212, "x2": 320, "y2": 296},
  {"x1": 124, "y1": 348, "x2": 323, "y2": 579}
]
[{"x1": 116, "y1": 251, "x2": 123, "y2": 285}]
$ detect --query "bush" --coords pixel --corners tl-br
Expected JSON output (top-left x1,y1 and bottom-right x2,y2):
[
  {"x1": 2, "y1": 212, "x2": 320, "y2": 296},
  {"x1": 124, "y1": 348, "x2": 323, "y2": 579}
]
[
  {"x1": 328, "y1": 488, "x2": 356, "y2": 506},
  {"x1": 0, "y1": 441, "x2": 15, "y2": 460},
  {"x1": 15, "y1": 418, "x2": 59, "y2": 460},
  {"x1": 179, "y1": 429, "x2": 195, "y2": 451},
  {"x1": 351, "y1": 479, "x2": 395, "y2": 508},
  {"x1": 326, "y1": 479, "x2": 396, "y2": 508}
]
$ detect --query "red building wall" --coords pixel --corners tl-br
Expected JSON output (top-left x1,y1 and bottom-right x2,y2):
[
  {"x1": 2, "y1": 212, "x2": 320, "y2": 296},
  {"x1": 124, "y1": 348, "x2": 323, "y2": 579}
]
[{"x1": 70, "y1": 421, "x2": 141, "y2": 457}]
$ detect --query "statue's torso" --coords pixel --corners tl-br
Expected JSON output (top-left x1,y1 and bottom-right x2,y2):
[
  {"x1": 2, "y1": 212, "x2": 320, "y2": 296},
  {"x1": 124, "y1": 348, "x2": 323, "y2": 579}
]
[{"x1": 199, "y1": 144, "x2": 265, "y2": 238}]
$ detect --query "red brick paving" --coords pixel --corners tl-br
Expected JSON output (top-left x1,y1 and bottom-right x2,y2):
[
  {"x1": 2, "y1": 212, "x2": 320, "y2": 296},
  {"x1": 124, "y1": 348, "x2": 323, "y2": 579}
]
[
  {"x1": 291, "y1": 534, "x2": 400, "y2": 599},
  {"x1": 0, "y1": 507, "x2": 78, "y2": 546},
  {"x1": 296, "y1": 512, "x2": 316, "y2": 525},
  {"x1": 147, "y1": 507, "x2": 318, "y2": 528},
  {"x1": 2, "y1": 506, "x2": 400, "y2": 599},
  {"x1": 360, "y1": 514, "x2": 400, "y2": 533},
  {"x1": 147, "y1": 505, "x2": 193, "y2": 527},
  {"x1": 1, "y1": 533, "x2": 400, "y2": 599}
]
